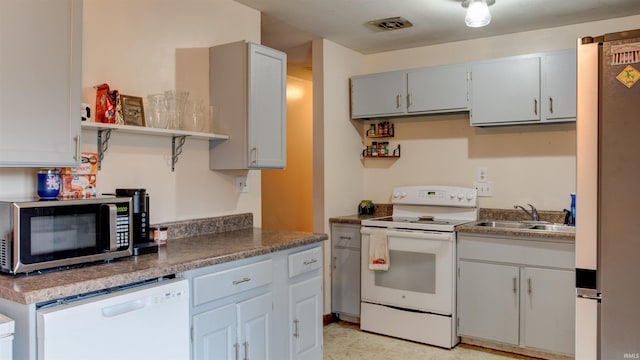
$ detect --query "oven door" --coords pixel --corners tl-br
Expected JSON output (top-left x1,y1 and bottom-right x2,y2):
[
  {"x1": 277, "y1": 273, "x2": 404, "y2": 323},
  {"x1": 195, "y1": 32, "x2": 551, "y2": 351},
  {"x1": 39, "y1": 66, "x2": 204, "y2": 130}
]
[{"x1": 361, "y1": 227, "x2": 454, "y2": 315}]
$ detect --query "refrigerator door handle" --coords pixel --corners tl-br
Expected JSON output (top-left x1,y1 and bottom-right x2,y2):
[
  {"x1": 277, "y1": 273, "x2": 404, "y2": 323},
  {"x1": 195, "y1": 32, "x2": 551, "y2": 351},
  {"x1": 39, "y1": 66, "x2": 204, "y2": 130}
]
[{"x1": 577, "y1": 287, "x2": 602, "y2": 301}]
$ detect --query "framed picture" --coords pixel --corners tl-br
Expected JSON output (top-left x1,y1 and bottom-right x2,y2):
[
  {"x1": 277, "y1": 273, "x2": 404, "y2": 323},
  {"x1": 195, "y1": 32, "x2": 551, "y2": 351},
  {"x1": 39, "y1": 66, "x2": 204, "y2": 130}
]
[{"x1": 120, "y1": 95, "x2": 145, "y2": 126}]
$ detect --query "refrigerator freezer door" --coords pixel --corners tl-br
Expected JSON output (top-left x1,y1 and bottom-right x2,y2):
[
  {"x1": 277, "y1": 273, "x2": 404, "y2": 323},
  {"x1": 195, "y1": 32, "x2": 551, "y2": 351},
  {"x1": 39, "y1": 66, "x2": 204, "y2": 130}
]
[{"x1": 599, "y1": 34, "x2": 640, "y2": 359}]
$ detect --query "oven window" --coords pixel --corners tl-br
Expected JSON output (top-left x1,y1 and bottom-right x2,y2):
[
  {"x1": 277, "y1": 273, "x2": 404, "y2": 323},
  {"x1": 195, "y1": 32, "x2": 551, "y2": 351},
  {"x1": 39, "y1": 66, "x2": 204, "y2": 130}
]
[
  {"x1": 30, "y1": 214, "x2": 97, "y2": 255},
  {"x1": 374, "y1": 250, "x2": 436, "y2": 294}
]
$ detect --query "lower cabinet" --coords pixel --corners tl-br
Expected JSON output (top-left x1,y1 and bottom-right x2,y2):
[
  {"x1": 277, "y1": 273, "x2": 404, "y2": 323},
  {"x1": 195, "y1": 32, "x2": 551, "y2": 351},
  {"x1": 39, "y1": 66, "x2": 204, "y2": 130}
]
[
  {"x1": 457, "y1": 234, "x2": 575, "y2": 356},
  {"x1": 458, "y1": 261, "x2": 520, "y2": 345},
  {"x1": 193, "y1": 292, "x2": 272, "y2": 360},
  {"x1": 330, "y1": 223, "x2": 361, "y2": 320},
  {"x1": 289, "y1": 276, "x2": 322, "y2": 360},
  {"x1": 186, "y1": 243, "x2": 323, "y2": 360}
]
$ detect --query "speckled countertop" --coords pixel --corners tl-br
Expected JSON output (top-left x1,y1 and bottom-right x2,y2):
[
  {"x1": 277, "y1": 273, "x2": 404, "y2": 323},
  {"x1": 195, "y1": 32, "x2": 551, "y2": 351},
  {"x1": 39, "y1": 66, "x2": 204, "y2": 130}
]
[
  {"x1": 329, "y1": 204, "x2": 392, "y2": 225},
  {"x1": 0, "y1": 214, "x2": 327, "y2": 305}
]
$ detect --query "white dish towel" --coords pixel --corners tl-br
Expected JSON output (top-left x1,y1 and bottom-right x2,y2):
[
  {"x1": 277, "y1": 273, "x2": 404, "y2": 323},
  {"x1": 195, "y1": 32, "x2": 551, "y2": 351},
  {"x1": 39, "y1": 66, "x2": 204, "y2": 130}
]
[{"x1": 368, "y1": 229, "x2": 389, "y2": 271}]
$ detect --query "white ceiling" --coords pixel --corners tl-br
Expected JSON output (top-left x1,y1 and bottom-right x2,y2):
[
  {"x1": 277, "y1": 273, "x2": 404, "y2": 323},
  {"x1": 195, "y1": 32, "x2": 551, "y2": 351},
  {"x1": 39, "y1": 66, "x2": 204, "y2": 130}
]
[{"x1": 234, "y1": 0, "x2": 640, "y2": 78}]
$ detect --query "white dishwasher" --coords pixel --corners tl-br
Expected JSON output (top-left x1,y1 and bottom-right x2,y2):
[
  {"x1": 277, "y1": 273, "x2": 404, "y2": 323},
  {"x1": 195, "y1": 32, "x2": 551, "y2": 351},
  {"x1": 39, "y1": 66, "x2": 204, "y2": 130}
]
[{"x1": 36, "y1": 278, "x2": 189, "y2": 360}]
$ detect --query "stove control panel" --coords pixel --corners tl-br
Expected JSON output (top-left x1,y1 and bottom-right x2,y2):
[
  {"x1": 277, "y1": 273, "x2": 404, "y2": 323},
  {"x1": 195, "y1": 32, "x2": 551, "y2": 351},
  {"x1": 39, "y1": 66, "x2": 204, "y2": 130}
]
[{"x1": 392, "y1": 186, "x2": 477, "y2": 207}]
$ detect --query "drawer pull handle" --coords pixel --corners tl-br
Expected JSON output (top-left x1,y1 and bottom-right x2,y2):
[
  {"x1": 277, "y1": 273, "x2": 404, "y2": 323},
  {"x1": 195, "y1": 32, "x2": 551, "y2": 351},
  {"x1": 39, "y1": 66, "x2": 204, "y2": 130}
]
[
  {"x1": 303, "y1": 259, "x2": 318, "y2": 265},
  {"x1": 293, "y1": 319, "x2": 300, "y2": 338},
  {"x1": 243, "y1": 341, "x2": 249, "y2": 360},
  {"x1": 549, "y1": 97, "x2": 554, "y2": 114},
  {"x1": 232, "y1": 277, "x2": 251, "y2": 285},
  {"x1": 533, "y1": 98, "x2": 538, "y2": 115},
  {"x1": 339, "y1": 236, "x2": 352, "y2": 240},
  {"x1": 528, "y1": 278, "x2": 532, "y2": 295},
  {"x1": 512, "y1": 277, "x2": 517, "y2": 294},
  {"x1": 235, "y1": 343, "x2": 240, "y2": 360}
]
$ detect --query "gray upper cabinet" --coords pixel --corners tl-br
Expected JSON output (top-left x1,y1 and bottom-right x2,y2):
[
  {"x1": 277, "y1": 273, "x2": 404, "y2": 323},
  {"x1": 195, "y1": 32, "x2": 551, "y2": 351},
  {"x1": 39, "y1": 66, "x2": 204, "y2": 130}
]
[
  {"x1": 0, "y1": 0, "x2": 82, "y2": 167},
  {"x1": 470, "y1": 49, "x2": 576, "y2": 126},
  {"x1": 350, "y1": 63, "x2": 469, "y2": 119},
  {"x1": 350, "y1": 71, "x2": 406, "y2": 119},
  {"x1": 209, "y1": 41, "x2": 287, "y2": 170},
  {"x1": 541, "y1": 49, "x2": 576, "y2": 123},
  {"x1": 470, "y1": 56, "x2": 541, "y2": 126},
  {"x1": 407, "y1": 63, "x2": 469, "y2": 113}
]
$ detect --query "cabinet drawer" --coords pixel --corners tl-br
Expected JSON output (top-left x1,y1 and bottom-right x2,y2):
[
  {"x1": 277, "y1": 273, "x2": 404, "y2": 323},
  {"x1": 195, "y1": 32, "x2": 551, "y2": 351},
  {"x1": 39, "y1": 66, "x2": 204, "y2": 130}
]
[
  {"x1": 193, "y1": 259, "x2": 273, "y2": 306},
  {"x1": 332, "y1": 224, "x2": 361, "y2": 249},
  {"x1": 458, "y1": 235, "x2": 574, "y2": 269},
  {"x1": 288, "y1": 246, "x2": 322, "y2": 278}
]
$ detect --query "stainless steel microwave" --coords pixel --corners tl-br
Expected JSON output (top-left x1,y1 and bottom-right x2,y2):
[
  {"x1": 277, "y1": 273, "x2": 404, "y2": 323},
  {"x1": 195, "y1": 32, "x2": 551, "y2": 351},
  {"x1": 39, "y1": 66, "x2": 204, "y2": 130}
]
[{"x1": 0, "y1": 197, "x2": 133, "y2": 274}]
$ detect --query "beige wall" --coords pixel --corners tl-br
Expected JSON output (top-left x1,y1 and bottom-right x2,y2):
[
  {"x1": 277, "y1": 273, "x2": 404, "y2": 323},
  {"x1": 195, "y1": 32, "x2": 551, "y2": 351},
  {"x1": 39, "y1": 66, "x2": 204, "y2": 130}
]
[
  {"x1": 262, "y1": 76, "x2": 314, "y2": 232},
  {"x1": 0, "y1": 0, "x2": 263, "y2": 224}
]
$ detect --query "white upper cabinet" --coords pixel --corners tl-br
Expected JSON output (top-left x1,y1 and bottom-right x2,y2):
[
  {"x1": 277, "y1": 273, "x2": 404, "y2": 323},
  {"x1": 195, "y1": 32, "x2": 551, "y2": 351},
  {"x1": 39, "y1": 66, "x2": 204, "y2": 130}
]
[
  {"x1": 209, "y1": 41, "x2": 286, "y2": 170},
  {"x1": 350, "y1": 63, "x2": 469, "y2": 119},
  {"x1": 470, "y1": 49, "x2": 576, "y2": 126},
  {"x1": 0, "y1": 0, "x2": 82, "y2": 167},
  {"x1": 541, "y1": 49, "x2": 576, "y2": 123},
  {"x1": 470, "y1": 56, "x2": 541, "y2": 126},
  {"x1": 407, "y1": 63, "x2": 469, "y2": 113},
  {"x1": 350, "y1": 71, "x2": 407, "y2": 119}
]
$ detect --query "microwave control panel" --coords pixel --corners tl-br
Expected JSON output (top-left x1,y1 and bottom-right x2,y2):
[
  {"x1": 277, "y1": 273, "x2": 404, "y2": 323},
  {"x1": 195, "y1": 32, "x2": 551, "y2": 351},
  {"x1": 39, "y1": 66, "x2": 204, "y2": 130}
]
[{"x1": 116, "y1": 203, "x2": 131, "y2": 249}]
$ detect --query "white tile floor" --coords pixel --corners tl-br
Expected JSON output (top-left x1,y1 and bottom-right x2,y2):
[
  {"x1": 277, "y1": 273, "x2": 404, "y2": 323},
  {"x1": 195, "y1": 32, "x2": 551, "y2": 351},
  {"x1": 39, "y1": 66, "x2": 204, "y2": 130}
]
[{"x1": 323, "y1": 321, "x2": 534, "y2": 360}]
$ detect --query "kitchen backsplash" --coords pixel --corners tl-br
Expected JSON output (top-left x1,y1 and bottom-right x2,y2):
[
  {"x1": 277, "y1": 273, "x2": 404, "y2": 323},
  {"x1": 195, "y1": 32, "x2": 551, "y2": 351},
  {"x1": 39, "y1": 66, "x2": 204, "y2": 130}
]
[{"x1": 153, "y1": 213, "x2": 253, "y2": 240}]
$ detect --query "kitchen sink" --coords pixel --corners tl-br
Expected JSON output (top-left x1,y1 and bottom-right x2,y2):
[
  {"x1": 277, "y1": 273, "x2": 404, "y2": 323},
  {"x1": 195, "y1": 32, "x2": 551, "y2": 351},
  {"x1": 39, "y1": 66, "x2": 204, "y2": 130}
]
[
  {"x1": 475, "y1": 221, "x2": 533, "y2": 229},
  {"x1": 529, "y1": 224, "x2": 576, "y2": 233},
  {"x1": 473, "y1": 221, "x2": 575, "y2": 234}
]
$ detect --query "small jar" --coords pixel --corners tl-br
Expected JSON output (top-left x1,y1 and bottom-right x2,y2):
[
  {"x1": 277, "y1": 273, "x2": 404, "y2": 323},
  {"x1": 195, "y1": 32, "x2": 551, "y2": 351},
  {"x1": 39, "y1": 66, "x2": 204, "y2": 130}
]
[{"x1": 153, "y1": 226, "x2": 168, "y2": 245}]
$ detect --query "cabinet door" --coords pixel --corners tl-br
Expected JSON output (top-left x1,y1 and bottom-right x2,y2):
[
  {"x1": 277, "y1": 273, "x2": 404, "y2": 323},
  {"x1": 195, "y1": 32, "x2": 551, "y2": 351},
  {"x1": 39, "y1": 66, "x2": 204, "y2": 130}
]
[
  {"x1": 541, "y1": 49, "x2": 576, "y2": 122},
  {"x1": 351, "y1": 72, "x2": 406, "y2": 119},
  {"x1": 457, "y1": 261, "x2": 520, "y2": 345},
  {"x1": 522, "y1": 268, "x2": 575, "y2": 354},
  {"x1": 237, "y1": 291, "x2": 273, "y2": 360},
  {"x1": 0, "y1": 0, "x2": 81, "y2": 167},
  {"x1": 193, "y1": 304, "x2": 238, "y2": 360},
  {"x1": 248, "y1": 43, "x2": 287, "y2": 169},
  {"x1": 289, "y1": 276, "x2": 322, "y2": 360},
  {"x1": 407, "y1": 64, "x2": 469, "y2": 113},
  {"x1": 470, "y1": 57, "x2": 540, "y2": 126},
  {"x1": 331, "y1": 234, "x2": 360, "y2": 318}
]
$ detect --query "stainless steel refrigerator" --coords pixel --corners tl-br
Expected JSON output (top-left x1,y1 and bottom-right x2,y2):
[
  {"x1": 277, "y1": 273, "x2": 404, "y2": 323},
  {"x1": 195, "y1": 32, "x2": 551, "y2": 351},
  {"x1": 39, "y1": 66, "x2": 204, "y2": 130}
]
[{"x1": 576, "y1": 29, "x2": 640, "y2": 360}]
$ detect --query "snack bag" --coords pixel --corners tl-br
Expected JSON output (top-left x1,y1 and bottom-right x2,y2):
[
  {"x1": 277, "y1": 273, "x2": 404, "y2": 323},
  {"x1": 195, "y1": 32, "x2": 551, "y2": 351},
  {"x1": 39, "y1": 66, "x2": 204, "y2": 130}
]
[{"x1": 95, "y1": 83, "x2": 117, "y2": 123}]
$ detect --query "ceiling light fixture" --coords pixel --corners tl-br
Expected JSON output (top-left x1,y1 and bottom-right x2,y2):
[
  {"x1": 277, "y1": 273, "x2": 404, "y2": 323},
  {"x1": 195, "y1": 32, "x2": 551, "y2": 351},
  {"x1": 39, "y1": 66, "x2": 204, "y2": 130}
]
[{"x1": 462, "y1": 0, "x2": 494, "y2": 28}]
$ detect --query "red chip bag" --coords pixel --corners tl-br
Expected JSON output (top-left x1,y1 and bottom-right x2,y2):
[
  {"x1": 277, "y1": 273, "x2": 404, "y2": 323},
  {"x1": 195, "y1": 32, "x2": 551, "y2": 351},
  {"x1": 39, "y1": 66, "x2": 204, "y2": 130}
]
[{"x1": 95, "y1": 83, "x2": 117, "y2": 123}]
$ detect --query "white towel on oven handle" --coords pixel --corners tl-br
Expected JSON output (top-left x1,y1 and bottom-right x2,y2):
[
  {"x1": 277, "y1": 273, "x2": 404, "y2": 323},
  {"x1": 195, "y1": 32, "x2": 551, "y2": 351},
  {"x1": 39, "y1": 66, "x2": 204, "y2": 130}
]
[{"x1": 368, "y1": 228, "x2": 389, "y2": 271}]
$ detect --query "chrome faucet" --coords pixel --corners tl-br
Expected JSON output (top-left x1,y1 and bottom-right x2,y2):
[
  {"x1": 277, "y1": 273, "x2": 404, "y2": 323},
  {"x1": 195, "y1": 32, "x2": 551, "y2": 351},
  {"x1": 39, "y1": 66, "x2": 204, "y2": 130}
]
[{"x1": 514, "y1": 204, "x2": 539, "y2": 221}]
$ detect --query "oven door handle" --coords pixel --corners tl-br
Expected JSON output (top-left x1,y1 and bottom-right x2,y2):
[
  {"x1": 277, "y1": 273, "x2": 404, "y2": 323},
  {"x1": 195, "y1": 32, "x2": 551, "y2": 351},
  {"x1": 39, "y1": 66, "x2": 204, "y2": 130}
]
[
  {"x1": 387, "y1": 229, "x2": 452, "y2": 241},
  {"x1": 362, "y1": 227, "x2": 452, "y2": 241}
]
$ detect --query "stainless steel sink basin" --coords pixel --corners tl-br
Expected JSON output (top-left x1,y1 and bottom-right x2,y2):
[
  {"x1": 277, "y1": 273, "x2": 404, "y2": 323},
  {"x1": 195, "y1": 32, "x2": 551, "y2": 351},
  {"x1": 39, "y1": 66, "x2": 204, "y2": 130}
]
[
  {"x1": 475, "y1": 221, "x2": 533, "y2": 229},
  {"x1": 473, "y1": 221, "x2": 575, "y2": 234},
  {"x1": 529, "y1": 224, "x2": 576, "y2": 233}
]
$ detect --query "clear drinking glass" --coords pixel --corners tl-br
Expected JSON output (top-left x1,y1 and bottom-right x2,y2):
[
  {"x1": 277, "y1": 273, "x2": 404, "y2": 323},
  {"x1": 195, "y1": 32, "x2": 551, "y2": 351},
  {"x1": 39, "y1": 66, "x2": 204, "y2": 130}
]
[
  {"x1": 183, "y1": 98, "x2": 206, "y2": 132},
  {"x1": 146, "y1": 93, "x2": 169, "y2": 129}
]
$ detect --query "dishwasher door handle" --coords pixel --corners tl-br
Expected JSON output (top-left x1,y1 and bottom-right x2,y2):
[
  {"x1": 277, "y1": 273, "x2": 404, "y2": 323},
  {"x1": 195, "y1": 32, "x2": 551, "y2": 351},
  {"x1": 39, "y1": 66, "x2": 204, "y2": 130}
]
[{"x1": 101, "y1": 299, "x2": 146, "y2": 318}]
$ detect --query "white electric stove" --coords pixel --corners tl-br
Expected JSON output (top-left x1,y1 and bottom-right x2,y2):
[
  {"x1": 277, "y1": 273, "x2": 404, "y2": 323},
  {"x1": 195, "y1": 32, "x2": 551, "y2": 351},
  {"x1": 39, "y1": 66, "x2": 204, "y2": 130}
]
[{"x1": 360, "y1": 185, "x2": 478, "y2": 348}]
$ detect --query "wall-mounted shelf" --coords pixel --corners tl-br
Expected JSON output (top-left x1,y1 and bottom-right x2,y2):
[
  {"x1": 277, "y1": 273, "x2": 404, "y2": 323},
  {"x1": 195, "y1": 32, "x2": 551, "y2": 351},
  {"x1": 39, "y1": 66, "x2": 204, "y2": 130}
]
[
  {"x1": 81, "y1": 122, "x2": 229, "y2": 171},
  {"x1": 361, "y1": 144, "x2": 401, "y2": 159}
]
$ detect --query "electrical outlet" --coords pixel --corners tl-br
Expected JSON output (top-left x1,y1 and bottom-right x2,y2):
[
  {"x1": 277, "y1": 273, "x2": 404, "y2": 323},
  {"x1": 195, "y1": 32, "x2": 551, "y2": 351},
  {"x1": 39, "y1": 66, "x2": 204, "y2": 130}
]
[
  {"x1": 477, "y1": 167, "x2": 488, "y2": 182},
  {"x1": 474, "y1": 181, "x2": 494, "y2": 197},
  {"x1": 236, "y1": 176, "x2": 249, "y2": 193}
]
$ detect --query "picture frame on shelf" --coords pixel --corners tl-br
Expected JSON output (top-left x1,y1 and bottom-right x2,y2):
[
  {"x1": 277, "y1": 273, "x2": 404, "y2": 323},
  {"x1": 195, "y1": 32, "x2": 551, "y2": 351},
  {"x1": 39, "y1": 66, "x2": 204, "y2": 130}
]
[{"x1": 120, "y1": 95, "x2": 145, "y2": 126}]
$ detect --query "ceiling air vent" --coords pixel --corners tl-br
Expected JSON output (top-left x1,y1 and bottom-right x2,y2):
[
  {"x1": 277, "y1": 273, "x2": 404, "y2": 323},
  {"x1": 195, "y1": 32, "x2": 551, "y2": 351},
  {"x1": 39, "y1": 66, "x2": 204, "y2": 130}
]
[{"x1": 367, "y1": 17, "x2": 413, "y2": 32}]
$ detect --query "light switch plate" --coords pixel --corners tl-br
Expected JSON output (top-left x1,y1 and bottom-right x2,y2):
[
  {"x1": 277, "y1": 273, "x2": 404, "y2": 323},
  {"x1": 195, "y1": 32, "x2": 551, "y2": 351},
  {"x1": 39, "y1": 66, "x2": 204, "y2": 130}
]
[{"x1": 236, "y1": 176, "x2": 248, "y2": 193}]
